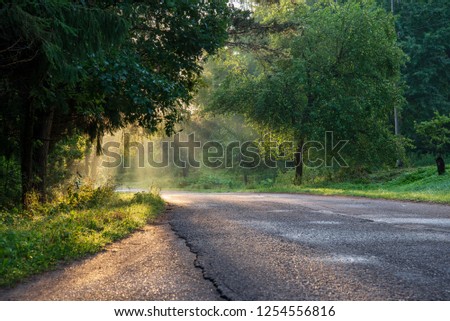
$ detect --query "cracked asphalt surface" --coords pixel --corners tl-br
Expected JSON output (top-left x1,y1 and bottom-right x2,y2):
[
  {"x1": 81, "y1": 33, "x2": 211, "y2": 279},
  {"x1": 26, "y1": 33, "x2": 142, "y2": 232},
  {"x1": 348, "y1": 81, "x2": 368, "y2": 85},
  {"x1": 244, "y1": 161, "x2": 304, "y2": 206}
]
[
  {"x1": 0, "y1": 213, "x2": 221, "y2": 300},
  {"x1": 1, "y1": 192, "x2": 449, "y2": 301},
  {"x1": 165, "y1": 192, "x2": 450, "y2": 300}
]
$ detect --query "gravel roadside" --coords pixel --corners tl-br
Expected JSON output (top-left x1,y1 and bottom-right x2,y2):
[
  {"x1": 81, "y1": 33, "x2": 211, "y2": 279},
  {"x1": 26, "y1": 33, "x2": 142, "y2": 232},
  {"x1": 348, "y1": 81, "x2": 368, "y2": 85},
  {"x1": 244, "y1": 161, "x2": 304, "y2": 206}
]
[{"x1": 0, "y1": 212, "x2": 221, "y2": 301}]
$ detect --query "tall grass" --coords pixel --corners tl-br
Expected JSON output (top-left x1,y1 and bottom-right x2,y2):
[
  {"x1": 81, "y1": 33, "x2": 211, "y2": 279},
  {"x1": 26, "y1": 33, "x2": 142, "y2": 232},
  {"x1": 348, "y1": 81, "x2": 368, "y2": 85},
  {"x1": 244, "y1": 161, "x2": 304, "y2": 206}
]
[{"x1": 0, "y1": 186, "x2": 164, "y2": 286}]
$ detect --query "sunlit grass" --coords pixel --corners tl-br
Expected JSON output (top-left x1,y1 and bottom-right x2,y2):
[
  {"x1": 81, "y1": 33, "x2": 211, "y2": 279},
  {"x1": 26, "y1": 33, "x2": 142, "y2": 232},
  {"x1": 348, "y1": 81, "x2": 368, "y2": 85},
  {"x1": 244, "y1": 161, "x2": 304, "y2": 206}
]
[
  {"x1": 151, "y1": 166, "x2": 450, "y2": 204},
  {"x1": 0, "y1": 188, "x2": 165, "y2": 286},
  {"x1": 253, "y1": 166, "x2": 450, "y2": 204}
]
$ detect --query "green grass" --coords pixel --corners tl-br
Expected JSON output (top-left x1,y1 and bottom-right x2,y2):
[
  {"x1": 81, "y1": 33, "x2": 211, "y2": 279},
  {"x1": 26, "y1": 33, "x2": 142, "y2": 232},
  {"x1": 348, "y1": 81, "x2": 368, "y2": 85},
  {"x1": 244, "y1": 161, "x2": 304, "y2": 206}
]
[
  {"x1": 150, "y1": 166, "x2": 450, "y2": 204},
  {"x1": 249, "y1": 166, "x2": 450, "y2": 204},
  {"x1": 0, "y1": 187, "x2": 165, "y2": 287}
]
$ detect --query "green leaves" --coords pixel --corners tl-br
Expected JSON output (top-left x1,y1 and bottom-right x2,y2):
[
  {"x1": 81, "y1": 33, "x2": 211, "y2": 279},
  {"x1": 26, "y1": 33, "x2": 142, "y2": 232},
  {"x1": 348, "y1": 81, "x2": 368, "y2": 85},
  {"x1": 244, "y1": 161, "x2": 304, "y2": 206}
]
[
  {"x1": 415, "y1": 112, "x2": 450, "y2": 155},
  {"x1": 0, "y1": 0, "x2": 128, "y2": 82},
  {"x1": 396, "y1": 0, "x2": 450, "y2": 139},
  {"x1": 0, "y1": 0, "x2": 230, "y2": 201},
  {"x1": 204, "y1": 0, "x2": 405, "y2": 170}
]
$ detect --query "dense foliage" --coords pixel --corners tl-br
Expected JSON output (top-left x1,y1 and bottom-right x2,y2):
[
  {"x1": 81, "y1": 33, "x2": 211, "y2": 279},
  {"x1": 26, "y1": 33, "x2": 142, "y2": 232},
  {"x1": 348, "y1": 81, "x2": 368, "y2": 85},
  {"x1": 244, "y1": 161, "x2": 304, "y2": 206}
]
[
  {"x1": 416, "y1": 112, "x2": 450, "y2": 174},
  {"x1": 203, "y1": 0, "x2": 406, "y2": 183},
  {"x1": 0, "y1": 0, "x2": 230, "y2": 203},
  {"x1": 394, "y1": 0, "x2": 450, "y2": 141},
  {"x1": 1, "y1": 0, "x2": 448, "y2": 205}
]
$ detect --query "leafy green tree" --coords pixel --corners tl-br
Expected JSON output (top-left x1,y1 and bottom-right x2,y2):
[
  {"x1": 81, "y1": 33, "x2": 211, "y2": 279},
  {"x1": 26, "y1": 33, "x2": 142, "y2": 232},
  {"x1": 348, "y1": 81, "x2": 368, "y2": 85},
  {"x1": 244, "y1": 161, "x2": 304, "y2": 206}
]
[
  {"x1": 205, "y1": 0, "x2": 406, "y2": 184},
  {"x1": 0, "y1": 0, "x2": 230, "y2": 203},
  {"x1": 416, "y1": 113, "x2": 450, "y2": 175},
  {"x1": 395, "y1": 0, "x2": 450, "y2": 142}
]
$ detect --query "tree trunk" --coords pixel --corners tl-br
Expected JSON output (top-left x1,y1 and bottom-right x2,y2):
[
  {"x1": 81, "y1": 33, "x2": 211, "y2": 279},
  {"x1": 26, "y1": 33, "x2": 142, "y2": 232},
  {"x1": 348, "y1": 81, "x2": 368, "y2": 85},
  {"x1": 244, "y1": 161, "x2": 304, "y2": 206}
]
[
  {"x1": 84, "y1": 148, "x2": 91, "y2": 178},
  {"x1": 436, "y1": 156, "x2": 445, "y2": 175},
  {"x1": 90, "y1": 152, "x2": 100, "y2": 182},
  {"x1": 180, "y1": 149, "x2": 189, "y2": 178},
  {"x1": 32, "y1": 108, "x2": 55, "y2": 201},
  {"x1": 293, "y1": 140, "x2": 304, "y2": 185},
  {"x1": 20, "y1": 100, "x2": 35, "y2": 207},
  {"x1": 181, "y1": 165, "x2": 189, "y2": 178}
]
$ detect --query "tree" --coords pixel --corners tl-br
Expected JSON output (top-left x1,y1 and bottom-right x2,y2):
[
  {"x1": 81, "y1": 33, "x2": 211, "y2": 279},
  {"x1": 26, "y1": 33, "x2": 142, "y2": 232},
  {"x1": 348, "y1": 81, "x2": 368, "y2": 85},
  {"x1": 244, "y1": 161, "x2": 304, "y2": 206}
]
[
  {"x1": 204, "y1": 0, "x2": 406, "y2": 184},
  {"x1": 0, "y1": 0, "x2": 230, "y2": 203},
  {"x1": 416, "y1": 113, "x2": 450, "y2": 175},
  {"x1": 0, "y1": 0, "x2": 128, "y2": 203},
  {"x1": 395, "y1": 0, "x2": 450, "y2": 143}
]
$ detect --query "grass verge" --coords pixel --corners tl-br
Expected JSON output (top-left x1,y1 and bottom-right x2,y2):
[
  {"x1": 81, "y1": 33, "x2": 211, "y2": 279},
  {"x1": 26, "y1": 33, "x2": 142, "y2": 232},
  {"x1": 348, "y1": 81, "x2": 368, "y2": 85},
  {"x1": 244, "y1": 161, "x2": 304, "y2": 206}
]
[
  {"x1": 0, "y1": 187, "x2": 165, "y2": 287},
  {"x1": 255, "y1": 166, "x2": 450, "y2": 204},
  {"x1": 155, "y1": 166, "x2": 450, "y2": 204}
]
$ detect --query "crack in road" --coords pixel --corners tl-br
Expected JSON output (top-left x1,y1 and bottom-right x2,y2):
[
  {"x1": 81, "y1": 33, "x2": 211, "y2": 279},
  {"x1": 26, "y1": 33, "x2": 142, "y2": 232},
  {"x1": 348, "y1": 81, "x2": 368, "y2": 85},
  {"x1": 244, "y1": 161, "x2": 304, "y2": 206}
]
[
  {"x1": 2, "y1": 192, "x2": 448, "y2": 300},
  {"x1": 163, "y1": 192, "x2": 450, "y2": 300},
  {"x1": 168, "y1": 205, "x2": 231, "y2": 301},
  {"x1": 0, "y1": 209, "x2": 221, "y2": 301}
]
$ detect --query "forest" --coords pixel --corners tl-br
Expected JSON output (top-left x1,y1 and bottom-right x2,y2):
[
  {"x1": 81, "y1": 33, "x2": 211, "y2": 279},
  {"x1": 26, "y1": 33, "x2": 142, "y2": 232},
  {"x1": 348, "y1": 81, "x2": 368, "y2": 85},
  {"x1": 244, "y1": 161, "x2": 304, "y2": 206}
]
[
  {"x1": 1, "y1": 0, "x2": 449, "y2": 207},
  {"x1": 0, "y1": 0, "x2": 449, "y2": 285}
]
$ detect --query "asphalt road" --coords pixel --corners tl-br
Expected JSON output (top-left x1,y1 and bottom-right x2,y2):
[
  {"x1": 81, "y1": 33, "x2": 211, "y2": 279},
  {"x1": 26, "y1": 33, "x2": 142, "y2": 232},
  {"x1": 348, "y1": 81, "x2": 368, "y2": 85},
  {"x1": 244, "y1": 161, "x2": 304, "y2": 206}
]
[
  {"x1": 0, "y1": 214, "x2": 221, "y2": 300},
  {"x1": 164, "y1": 192, "x2": 450, "y2": 300}
]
